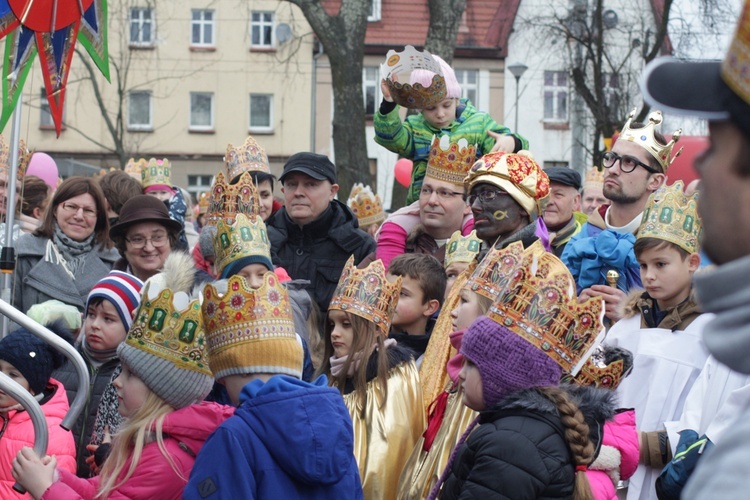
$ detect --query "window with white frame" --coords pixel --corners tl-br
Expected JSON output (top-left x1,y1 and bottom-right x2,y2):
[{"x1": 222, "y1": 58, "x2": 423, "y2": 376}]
[
  {"x1": 40, "y1": 88, "x2": 53, "y2": 128},
  {"x1": 363, "y1": 66, "x2": 380, "y2": 115},
  {"x1": 130, "y1": 7, "x2": 154, "y2": 46},
  {"x1": 128, "y1": 91, "x2": 152, "y2": 130},
  {"x1": 250, "y1": 12, "x2": 274, "y2": 48},
  {"x1": 249, "y1": 94, "x2": 273, "y2": 132},
  {"x1": 455, "y1": 69, "x2": 478, "y2": 104},
  {"x1": 191, "y1": 9, "x2": 214, "y2": 47},
  {"x1": 543, "y1": 71, "x2": 569, "y2": 122},
  {"x1": 190, "y1": 92, "x2": 214, "y2": 131},
  {"x1": 368, "y1": 0, "x2": 382, "y2": 22},
  {"x1": 187, "y1": 174, "x2": 213, "y2": 200}
]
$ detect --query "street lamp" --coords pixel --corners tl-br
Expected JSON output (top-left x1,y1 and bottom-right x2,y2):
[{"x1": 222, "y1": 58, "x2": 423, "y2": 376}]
[{"x1": 507, "y1": 62, "x2": 528, "y2": 133}]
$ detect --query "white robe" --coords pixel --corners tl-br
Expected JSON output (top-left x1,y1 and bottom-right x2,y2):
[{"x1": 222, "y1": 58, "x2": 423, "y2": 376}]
[{"x1": 604, "y1": 312, "x2": 712, "y2": 500}]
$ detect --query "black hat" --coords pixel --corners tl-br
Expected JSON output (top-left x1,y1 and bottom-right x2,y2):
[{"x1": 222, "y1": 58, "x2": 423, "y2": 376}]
[
  {"x1": 543, "y1": 167, "x2": 581, "y2": 190},
  {"x1": 110, "y1": 195, "x2": 182, "y2": 239},
  {"x1": 279, "y1": 152, "x2": 337, "y2": 184}
]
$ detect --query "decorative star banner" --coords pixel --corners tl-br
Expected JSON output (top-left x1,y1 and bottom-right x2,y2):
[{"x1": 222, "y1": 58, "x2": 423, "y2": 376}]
[{"x1": 0, "y1": 0, "x2": 109, "y2": 136}]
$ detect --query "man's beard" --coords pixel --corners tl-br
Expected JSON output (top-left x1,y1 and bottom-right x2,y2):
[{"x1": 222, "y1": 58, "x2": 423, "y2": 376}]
[{"x1": 603, "y1": 185, "x2": 640, "y2": 204}]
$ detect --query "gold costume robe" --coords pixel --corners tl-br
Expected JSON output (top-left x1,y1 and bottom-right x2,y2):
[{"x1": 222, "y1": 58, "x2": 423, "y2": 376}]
[{"x1": 344, "y1": 360, "x2": 425, "y2": 500}]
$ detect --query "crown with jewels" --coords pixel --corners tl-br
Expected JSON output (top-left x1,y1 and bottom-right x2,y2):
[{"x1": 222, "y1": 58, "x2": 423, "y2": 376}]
[
  {"x1": 426, "y1": 135, "x2": 477, "y2": 185},
  {"x1": 618, "y1": 108, "x2": 682, "y2": 172},
  {"x1": 487, "y1": 247, "x2": 605, "y2": 375},
  {"x1": 224, "y1": 135, "x2": 270, "y2": 181},
  {"x1": 140, "y1": 158, "x2": 172, "y2": 189},
  {"x1": 637, "y1": 181, "x2": 702, "y2": 254},
  {"x1": 197, "y1": 192, "x2": 209, "y2": 215},
  {"x1": 466, "y1": 240, "x2": 546, "y2": 301},
  {"x1": 329, "y1": 257, "x2": 402, "y2": 336},
  {"x1": 583, "y1": 167, "x2": 605, "y2": 190},
  {"x1": 445, "y1": 230, "x2": 482, "y2": 267},
  {"x1": 213, "y1": 213, "x2": 272, "y2": 277},
  {"x1": 0, "y1": 135, "x2": 29, "y2": 181},
  {"x1": 202, "y1": 273, "x2": 302, "y2": 380},
  {"x1": 381, "y1": 45, "x2": 447, "y2": 109},
  {"x1": 124, "y1": 158, "x2": 146, "y2": 180},
  {"x1": 205, "y1": 171, "x2": 261, "y2": 226},
  {"x1": 347, "y1": 183, "x2": 386, "y2": 228}
]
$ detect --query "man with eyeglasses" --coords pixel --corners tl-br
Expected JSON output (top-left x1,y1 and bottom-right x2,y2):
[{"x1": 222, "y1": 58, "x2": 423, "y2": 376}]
[{"x1": 561, "y1": 110, "x2": 672, "y2": 321}]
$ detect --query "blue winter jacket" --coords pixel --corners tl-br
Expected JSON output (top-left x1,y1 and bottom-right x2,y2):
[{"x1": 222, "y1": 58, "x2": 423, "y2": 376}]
[{"x1": 184, "y1": 375, "x2": 363, "y2": 499}]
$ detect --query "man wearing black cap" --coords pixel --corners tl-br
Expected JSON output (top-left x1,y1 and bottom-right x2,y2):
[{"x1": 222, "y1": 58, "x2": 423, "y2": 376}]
[
  {"x1": 640, "y1": 2, "x2": 750, "y2": 497},
  {"x1": 266, "y1": 152, "x2": 376, "y2": 314},
  {"x1": 542, "y1": 167, "x2": 585, "y2": 257}
]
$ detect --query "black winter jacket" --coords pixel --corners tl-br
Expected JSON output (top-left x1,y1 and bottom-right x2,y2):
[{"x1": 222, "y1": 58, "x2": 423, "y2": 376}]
[
  {"x1": 440, "y1": 385, "x2": 615, "y2": 499},
  {"x1": 266, "y1": 199, "x2": 376, "y2": 313}
]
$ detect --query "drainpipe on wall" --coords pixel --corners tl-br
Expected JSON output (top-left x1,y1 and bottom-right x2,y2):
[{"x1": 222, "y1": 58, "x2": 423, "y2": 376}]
[{"x1": 310, "y1": 40, "x2": 324, "y2": 152}]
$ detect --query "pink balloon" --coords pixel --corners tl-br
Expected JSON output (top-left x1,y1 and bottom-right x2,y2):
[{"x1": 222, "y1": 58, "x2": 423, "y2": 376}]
[
  {"x1": 26, "y1": 152, "x2": 59, "y2": 189},
  {"x1": 394, "y1": 158, "x2": 413, "y2": 188}
]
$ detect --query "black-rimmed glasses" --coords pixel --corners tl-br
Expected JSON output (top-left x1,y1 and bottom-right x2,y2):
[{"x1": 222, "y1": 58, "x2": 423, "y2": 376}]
[{"x1": 602, "y1": 151, "x2": 660, "y2": 174}]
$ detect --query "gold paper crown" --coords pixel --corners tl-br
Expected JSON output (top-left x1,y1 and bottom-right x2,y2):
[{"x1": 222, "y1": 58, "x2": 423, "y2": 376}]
[
  {"x1": 224, "y1": 136, "x2": 270, "y2": 181},
  {"x1": 465, "y1": 240, "x2": 534, "y2": 300},
  {"x1": 383, "y1": 46, "x2": 447, "y2": 109},
  {"x1": 618, "y1": 108, "x2": 682, "y2": 172},
  {"x1": 329, "y1": 257, "x2": 402, "y2": 336},
  {"x1": 202, "y1": 273, "x2": 302, "y2": 380},
  {"x1": 426, "y1": 135, "x2": 477, "y2": 185},
  {"x1": 347, "y1": 183, "x2": 386, "y2": 228},
  {"x1": 445, "y1": 230, "x2": 482, "y2": 267},
  {"x1": 487, "y1": 247, "x2": 605, "y2": 375},
  {"x1": 197, "y1": 192, "x2": 209, "y2": 215},
  {"x1": 637, "y1": 181, "x2": 702, "y2": 254},
  {"x1": 721, "y1": 0, "x2": 750, "y2": 106},
  {"x1": 563, "y1": 352, "x2": 628, "y2": 389},
  {"x1": 213, "y1": 213, "x2": 272, "y2": 277},
  {"x1": 0, "y1": 135, "x2": 29, "y2": 181},
  {"x1": 140, "y1": 158, "x2": 172, "y2": 188},
  {"x1": 583, "y1": 167, "x2": 605, "y2": 190},
  {"x1": 205, "y1": 171, "x2": 261, "y2": 226},
  {"x1": 126, "y1": 282, "x2": 210, "y2": 377},
  {"x1": 124, "y1": 158, "x2": 146, "y2": 180}
]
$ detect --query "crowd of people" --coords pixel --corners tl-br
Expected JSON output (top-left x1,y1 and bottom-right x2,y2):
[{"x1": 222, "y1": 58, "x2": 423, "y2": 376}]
[{"x1": 0, "y1": 5, "x2": 748, "y2": 498}]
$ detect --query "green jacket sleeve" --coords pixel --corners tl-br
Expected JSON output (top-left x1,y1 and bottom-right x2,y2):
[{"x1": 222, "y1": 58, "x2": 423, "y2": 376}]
[{"x1": 374, "y1": 104, "x2": 417, "y2": 158}]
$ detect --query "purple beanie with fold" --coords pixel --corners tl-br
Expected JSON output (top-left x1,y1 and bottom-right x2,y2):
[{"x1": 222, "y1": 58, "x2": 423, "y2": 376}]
[{"x1": 461, "y1": 316, "x2": 562, "y2": 408}]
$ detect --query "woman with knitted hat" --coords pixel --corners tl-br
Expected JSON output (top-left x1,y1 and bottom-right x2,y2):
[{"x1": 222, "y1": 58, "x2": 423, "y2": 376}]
[{"x1": 12, "y1": 253, "x2": 234, "y2": 499}]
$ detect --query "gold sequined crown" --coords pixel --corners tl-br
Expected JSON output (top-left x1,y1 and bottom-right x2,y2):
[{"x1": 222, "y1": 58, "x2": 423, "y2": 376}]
[
  {"x1": 583, "y1": 167, "x2": 605, "y2": 190},
  {"x1": 347, "y1": 183, "x2": 386, "y2": 227},
  {"x1": 213, "y1": 213, "x2": 272, "y2": 277},
  {"x1": 637, "y1": 181, "x2": 702, "y2": 254},
  {"x1": 124, "y1": 158, "x2": 146, "y2": 180},
  {"x1": 426, "y1": 135, "x2": 477, "y2": 185},
  {"x1": 382, "y1": 45, "x2": 447, "y2": 109},
  {"x1": 487, "y1": 248, "x2": 605, "y2": 375},
  {"x1": 465, "y1": 240, "x2": 533, "y2": 301},
  {"x1": 619, "y1": 108, "x2": 682, "y2": 172},
  {"x1": 205, "y1": 171, "x2": 261, "y2": 226},
  {"x1": 140, "y1": 158, "x2": 172, "y2": 188},
  {"x1": 0, "y1": 135, "x2": 29, "y2": 181},
  {"x1": 224, "y1": 136, "x2": 270, "y2": 181},
  {"x1": 202, "y1": 273, "x2": 302, "y2": 380},
  {"x1": 445, "y1": 230, "x2": 482, "y2": 267},
  {"x1": 329, "y1": 257, "x2": 402, "y2": 336},
  {"x1": 564, "y1": 351, "x2": 628, "y2": 389},
  {"x1": 126, "y1": 281, "x2": 210, "y2": 378},
  {"x1": 197, "y1": 192, "x2": 209, "y2": 215}
]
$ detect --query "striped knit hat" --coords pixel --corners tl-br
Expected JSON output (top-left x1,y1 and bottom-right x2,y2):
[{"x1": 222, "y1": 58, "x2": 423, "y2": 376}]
[{"x1": 86, "y1": 271, "x2": 144, "y2": 329}]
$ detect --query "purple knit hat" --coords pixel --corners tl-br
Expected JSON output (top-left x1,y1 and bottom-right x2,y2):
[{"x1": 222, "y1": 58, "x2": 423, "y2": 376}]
[
  {"x1": 461, "y1": 316, "x2": 562, "y2": 408},
  {"x1": 409, "y1": 55, "x2": 462, "y2": 99}
]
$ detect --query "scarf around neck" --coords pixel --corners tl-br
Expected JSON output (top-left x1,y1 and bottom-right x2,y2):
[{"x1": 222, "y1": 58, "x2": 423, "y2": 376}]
[
  {"x1": 81, "y1": 334, "x2": 119, "y2": 364},
  {"x1": 48, "y1": 222, "x2": 95, "y2": 278}
]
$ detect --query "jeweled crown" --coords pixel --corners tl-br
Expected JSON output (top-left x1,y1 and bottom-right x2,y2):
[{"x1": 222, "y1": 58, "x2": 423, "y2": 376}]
[
  {"x1": 618, "y1": 108, "x2": 682, "y2": 172},
  {"x1": 125, "y1": 281, "x2": 210, "y2": 378},
  {"x1": 329, "y1": 257, "x2": 402, "y2": 336},
  {"x1": 347, "y1": 183, "x2": 386, "y2": 228},
  {"x1": 224, "y1": 136, "x2": 270, "y2": 181},
  {"x1": 140, "y1": 158, "x2": 172, "y2": 188},
  {"x1": 637, "y1": 181, "x2": 702, "y2": 254},
  {"x1": 564, "y1": 351, "x2": 628, "y2": 389},
  {"x1": 197, "y1": 192, "x2": 209, "y2": 215},
  {"x1": 445, "y1": 230, "x2": 482, "y2": 267},
  {"x1": 124, "y1": 158, "x2": 146, "y2": 181},
  {"x1": 487, "y1": 247, "x2": 605, "y2": 375},
  {"x1": 213, "y1": 213, "x2": 272, "y2": 277},
  {"x1": 465, "y1": 240, "x2": 535, "y2": 301},
  {"x1": 426, "y1": 135, "x2": 477, "y2": 185},
  {"x1": 205, "y1": 171, "x2": 260, "y2": 226},
  {"x1": 381, "y1": 45, "x2": 447, "y2": 109},
  {"x1": 583, "y1": 167, "x2": 605, "y2": 190},
  {"x1": 0, "y1": 135, "x2": 29, "y2": 181}
]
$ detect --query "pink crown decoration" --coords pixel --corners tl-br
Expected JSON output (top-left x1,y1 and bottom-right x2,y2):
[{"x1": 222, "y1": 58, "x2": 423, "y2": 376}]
[
  {"x1": 224, "y1": 136, "x2": 270, "y2": 181},
  {"x1": 205, "y1": 171, "x2": 260, "y2": 227}
]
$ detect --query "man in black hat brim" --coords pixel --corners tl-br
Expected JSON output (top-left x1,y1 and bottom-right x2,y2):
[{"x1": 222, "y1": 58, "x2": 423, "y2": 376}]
[{"x1": 542, "y1": 166, "x2": 585, "y2": 257}]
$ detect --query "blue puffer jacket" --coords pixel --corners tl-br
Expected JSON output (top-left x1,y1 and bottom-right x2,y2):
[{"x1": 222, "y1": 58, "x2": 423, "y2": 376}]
[{"x1": 184, "y1": 375, "x2": 363, "y2": 499}]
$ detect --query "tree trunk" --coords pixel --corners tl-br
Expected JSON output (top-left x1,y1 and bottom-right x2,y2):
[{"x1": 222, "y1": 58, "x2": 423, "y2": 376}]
[{"x1": 424, "y1": 0, "x2": 467, "y2": 63}]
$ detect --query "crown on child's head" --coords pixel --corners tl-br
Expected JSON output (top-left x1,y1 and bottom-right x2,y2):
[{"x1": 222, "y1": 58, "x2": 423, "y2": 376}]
[
  {"x1": 347, "y1": 183, "x2": 386, "y2": 228},
  {"x1": 618, "y1": 108, "x2": 682, "y2": 172},
  {"x1": 224, "y1": 136, "x2": 270, "y2": 181},
  {"x1": 445, "y1": 230, "x2": 482, "y2": 267},
  {"x1": 329, "y1": 257, "x2": 402, "y2": 336},
  {"x1": 381, "y1": 45, "x2": 448, "y2": 109},
  {"x1": 0, "y1": 135, "x2": 29, "y2": 181},
  {"x1": 202, "y1": 273, "x2": 303, "y2": 380},
  {"x1": 124, "y1": 158, "x2": 146, "y2": 180},
  {"x1": 205, "y1": 171, "x2": 261, "y2": 226},
  {"x1": 465, "y1": 240, "x2": 534, "y2": 301},
  {"x1": 426, "y1": 135, "x2": 477, "y2": 186},
  {"x1": 487, "y1": 247, "x2": 605, "y2": 375},
  {"x1": 197, "y1": 192, "x2": 210, "y2": 215},
  {"x1": 140, "y1": 158, "x2": 172, "y2": 189},
  {"x1": 637, "y1": 180, "x2": 702, "y2": 254},
  {"x1": 213, "y1": 213, "x2": 272, "y2": 278}
]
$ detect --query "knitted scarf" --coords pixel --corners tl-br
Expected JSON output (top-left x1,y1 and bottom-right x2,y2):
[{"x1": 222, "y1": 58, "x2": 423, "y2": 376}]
[{"x1": 47, "y1": 223, "x2": 95, "y2": 278}]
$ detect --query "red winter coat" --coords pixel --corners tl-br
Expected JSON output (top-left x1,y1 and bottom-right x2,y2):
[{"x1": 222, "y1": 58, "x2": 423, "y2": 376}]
[
  {"x1": 41, "y1": 402, "x2": 234, "y2": 500},
  {"x1": 0, "y1": 379, "x2": 76, "y2": 499}
]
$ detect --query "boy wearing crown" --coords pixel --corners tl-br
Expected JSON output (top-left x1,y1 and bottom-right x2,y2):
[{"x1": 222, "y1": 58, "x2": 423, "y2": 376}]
[{"x1": 603, "y1": 182, "x2": 710, "y2": 500}]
